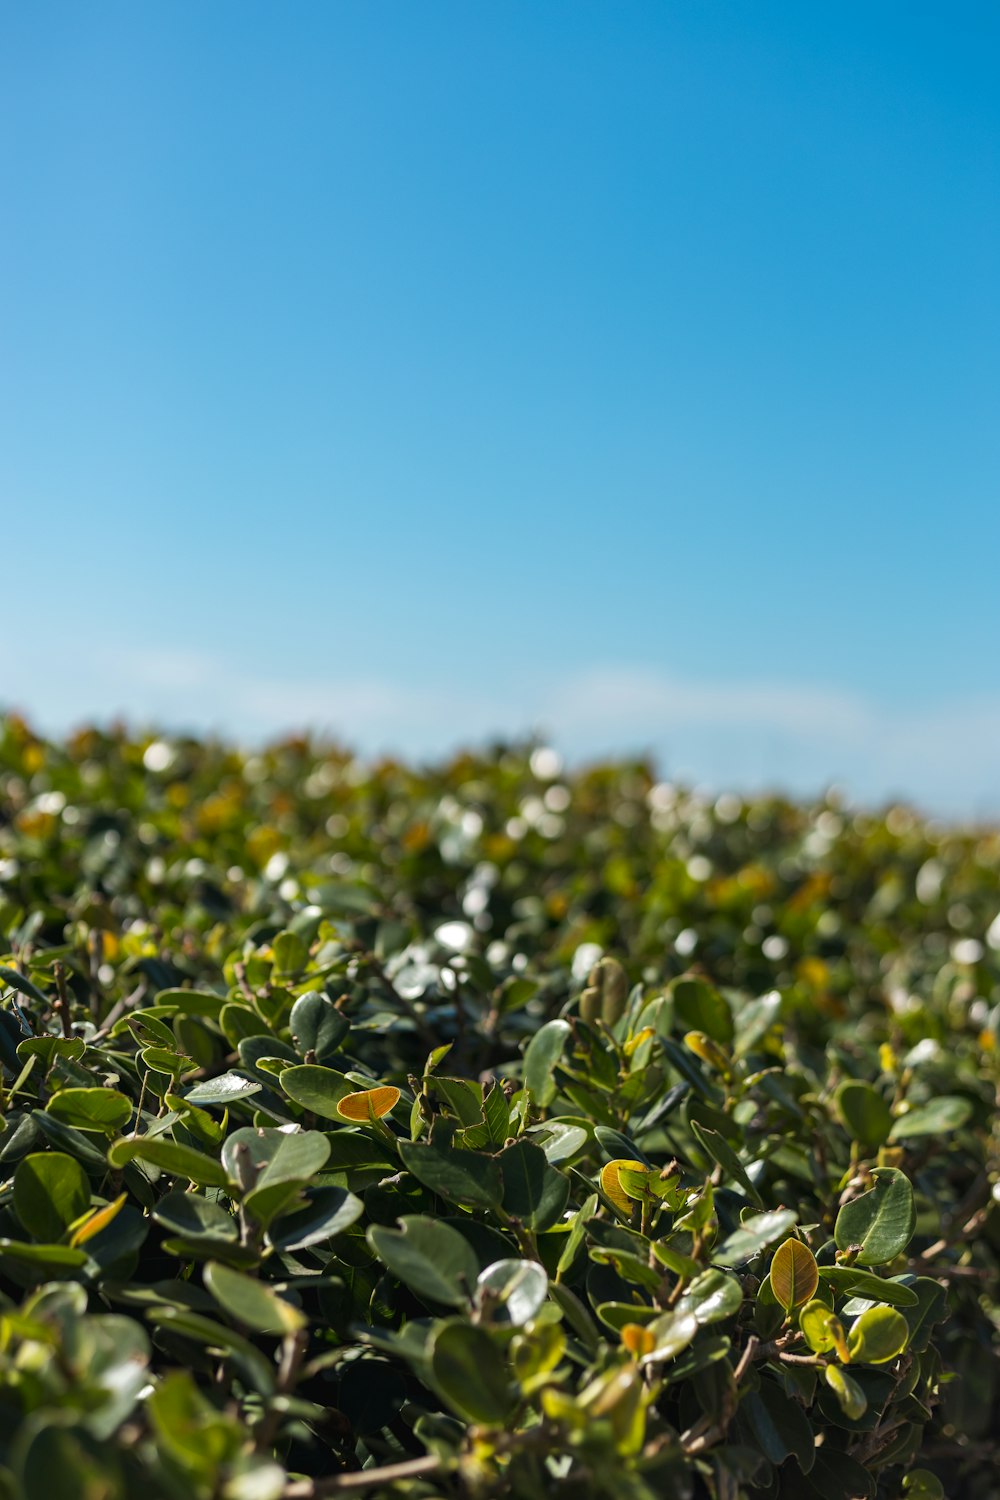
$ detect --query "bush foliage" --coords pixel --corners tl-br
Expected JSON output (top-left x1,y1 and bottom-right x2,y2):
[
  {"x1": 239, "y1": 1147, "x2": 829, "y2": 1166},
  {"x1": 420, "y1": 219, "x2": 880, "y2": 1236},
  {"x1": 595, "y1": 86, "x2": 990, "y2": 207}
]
[{"x1": 0, "y1": 715, "x2": 998, "y2": 1499}]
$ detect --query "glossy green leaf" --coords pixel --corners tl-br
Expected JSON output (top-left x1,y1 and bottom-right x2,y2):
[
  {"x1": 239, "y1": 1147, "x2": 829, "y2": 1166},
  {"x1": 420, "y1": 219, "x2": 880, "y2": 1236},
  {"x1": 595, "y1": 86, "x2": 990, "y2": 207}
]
[
  {"x1": 824, "y1": 1364, "x2": 868, "y2": 1420},
  {"x1": 266, "y1": 1187, "x2": 363, "y2": 1251},
  {"x1": 46, "y1": 1088, "x2": 133, "y2": 1134},
  {"x1": 397, "y1": 1137, "x2": 502, "y2": 1209},
  {"x1": 846, "y1": 1304, "x2": 909, "y2": 1364},
  {"x1": 640, "y1": 1308, "x2": 699, "y2": 1365},
  {"x1": 203, "y1": 1261, "x2": 306, "y2": 1334},
  {"x1": 817, "y1": 1266, "x2": 918, "y2": 1306},
  {"x1": 671, "y1": 977, "x2": 733, "y2": 1045},
  {"x1": 689, "y1": 1119, "x2": 763, "y2": 1207},
  {"x1": 888, "y1": 1095, "x2": 973, "y2": 1140},
  {"x1": 523, "y1": 1019, "x2": 570, "y2": 1106},
  {"x1": 184, "y1": 1072, "x2": 261, "y2": 1106},
  {"x1": 676, "y1": 1268, "x2": 743, "y2": 1326},
  {"x1": 107, "y1": 1136, "x2": 228, "y2": 1187},
  {"x1": 278, "y1": 1064, "x2": 354, "y2": 1119},
  {"x1": 13, "y1": 1152, "x2": 90, "y2": 1242},
  {"x1": 288, "y1": 991, "x2": 349, "y2": 1061},
  {"x1": 834, "y1": 1168, "x2": 915, "y2": 1266},
  {"x1": 476, "y1": 1258, "x2": 548, "y2": 1325},
  {"x1": 152, "y1": 1190, "x2": 238, "y2": 1242},
  {"x1": 717, "y1": 1209, "x2": 797, "y2": 1264},
  {"x1": 499, "y1": 1138, "x2": 570, "y2": 1230},
  {"x1": 368, "y1": 1216, "x2": 479, "y2": 1308},
  {"x1": 430, "y1": 1320, "x2": 516, "y2": 1424}
]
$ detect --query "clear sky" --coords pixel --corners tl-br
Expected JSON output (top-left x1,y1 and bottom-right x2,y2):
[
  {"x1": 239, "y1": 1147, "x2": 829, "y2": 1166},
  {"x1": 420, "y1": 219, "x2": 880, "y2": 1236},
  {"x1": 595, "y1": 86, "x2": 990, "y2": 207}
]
[{"x1": 1, "y1": 3, "x2": 998, "y2": 814}]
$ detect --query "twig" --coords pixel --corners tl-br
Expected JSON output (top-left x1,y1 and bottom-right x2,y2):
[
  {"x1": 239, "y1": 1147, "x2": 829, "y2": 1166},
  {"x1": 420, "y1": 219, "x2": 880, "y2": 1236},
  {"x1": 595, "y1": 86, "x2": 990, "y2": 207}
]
[
  {"x1": 256, "y1": 1329, "x2": 309, "y2": 1453},
  {"x1": 283, "y1": 1455, "x2": 443, "y2": 1497}
]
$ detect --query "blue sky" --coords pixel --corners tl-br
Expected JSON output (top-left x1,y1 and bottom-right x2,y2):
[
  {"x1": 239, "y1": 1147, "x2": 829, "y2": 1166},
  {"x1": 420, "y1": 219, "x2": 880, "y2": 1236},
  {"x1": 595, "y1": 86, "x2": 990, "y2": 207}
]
[{"x1": 1, "y1": 3, "x2": 998, "y2": 813}]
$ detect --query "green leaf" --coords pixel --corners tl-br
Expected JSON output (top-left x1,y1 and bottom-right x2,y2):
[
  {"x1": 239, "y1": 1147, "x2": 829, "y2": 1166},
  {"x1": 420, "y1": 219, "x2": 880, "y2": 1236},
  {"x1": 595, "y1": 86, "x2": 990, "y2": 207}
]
[
  {"x1": 13, "y1": 1153, "x2": 90, "y2": 1242},
  {"x1": 184, "y1": 1072, "x2": 261, "y2": 1106},
  {"x1": 901, "y1": 1277, "x2": 948, "y2": 1353},
  {"x1": 557, "y1": 1192, "x2": 598, "y2": 1278},
  {"x1": 154, "y1": 988, "x2": 228, "y2": 1018},
  {"x1": 530, "y1": 1120, "x2": 587, "y2": 1163},
  {"x1": 671, "y1": 976, "x2": 733, "y2": 1045},
  {"x1": 888, "y1": 1096, "x2": 973, "y2": 1141},
  {"x1": 835, "y1": 1080, "x2": 892, "y2": 1148},
  {"x1": 203, "y1": 1262, "x2": 306, "y2": 1334},
  {"x1": 266, "y1": 1187, "x2": 363, "y2": 1251},
  {"x1": 742, "y1": 1376, "x2": 816, "y2": 1473},
  {"x1": 397, "y1": 1137, "x2": 502, "y2": 1210},
  {"x1": 800, "y1": 1300, "x2": 847, "y2": 1356},
  {"x1": 107, "y1": 1136, "x2": 228, "y2": 1187},
  {"x1": 152, "y1": 1190, "x2": 239, "y2": 1242},
  {"x1": 368, "y1": 1216, "x2": 479, "y2": 1308},
  {"x1": 803, "y1": 1448, "x2": 875, "y2": 1500},
  {"x1": 147, "y1": 1370, "x2": 244, "y2": 1473},
  {"x1": 733, "y1": 990, "x2": 782, "y2": 1055},
  {"x1": 279, "y1": 1064, "x2": 353, "y2": 1119},
  {"x1": 289, "y1": 992, "x2": 349, "y2": 1062},
  {"x1": 824, "y1": 1364, "x2": 868, "y2": 1420},
  {"x1": 523, "y1": 1019, "x2": 570, "y2": 1106},
  {"x1": 476, "y1": 1258, "x2": 548, "y2": 1325},
  {"x1": 46, "y1": 1088, "x2": 133, "y2": 1134},
  {"x1": 689, "y1": 1119, "x2": 763, "y2": 1207},
  {"x1": 0, "y1": 966, "x2": 50, "y2": 1008},
  {"x1": 16, "y1": 1036, "x2": 86, "y2": 1065},
  {"x1": 641, "y1": 1308, "x2": 700, "y2": 1365},
  {"x1": 0, "y1": 1238, "x2": 89, "y2": 1269},
  {"x1": 430, "y1": 1320, "x2": 516, "y2": 1424},
  {"x1": 834, "y1": 1168, "x2": 915, "y2": 1266},
  {"x1": 817, "y1": 1267, "x2": 918, "y2": 1307},
  {"x1": 230, "y1": 1127, "x2": 330, "y2": 1192},
  {"x1": 846, "y1": 1304, "x2": 909, "y2": 1364},
  {"x1": 717, "y1": 1209, "x2": 797, "y2": 1264},
  {"x1": 499, "y1": 1138, "x2": 570, "y2": 1231},
  {"x1": 676, "y1": 1268, "x2": 743, "y2": 1326}
]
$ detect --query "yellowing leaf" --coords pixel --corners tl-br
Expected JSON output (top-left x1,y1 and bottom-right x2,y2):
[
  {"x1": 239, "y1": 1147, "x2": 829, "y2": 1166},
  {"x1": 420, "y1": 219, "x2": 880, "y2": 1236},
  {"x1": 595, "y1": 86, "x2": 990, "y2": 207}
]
[
  {"x1": 336, "y1": 1086, "x2": 401, "y2": 1122},
  {"x1": 769, "y1": 1237, "x2": 818, "y2": 1311},
  {"x1": 599, "y1": 1159, "x2": 648, "y2": 1216},
  {"x1": 620, "y1": 1323, "x2": 655, "y2": 1357},
  {"x1": 69, "y1": 1193, "x2": 128, "y2": 1247}
]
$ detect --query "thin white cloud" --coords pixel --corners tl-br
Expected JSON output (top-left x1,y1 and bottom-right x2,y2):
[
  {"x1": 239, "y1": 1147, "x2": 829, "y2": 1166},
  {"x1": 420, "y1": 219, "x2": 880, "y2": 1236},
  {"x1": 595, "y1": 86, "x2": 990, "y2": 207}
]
[
  {"x1": 547, "y1": 666, "x2": 872, "y2": 741},
  {"x1": 1, "y1": 635, "x2": 997, "y2": 815}
]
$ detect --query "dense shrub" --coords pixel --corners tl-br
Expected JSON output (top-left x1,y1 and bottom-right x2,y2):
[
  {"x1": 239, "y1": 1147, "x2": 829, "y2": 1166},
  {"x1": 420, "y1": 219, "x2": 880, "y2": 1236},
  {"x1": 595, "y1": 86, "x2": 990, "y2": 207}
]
[{"x1": 0, "y1": 715, "x2": 998, "y2": 1499}]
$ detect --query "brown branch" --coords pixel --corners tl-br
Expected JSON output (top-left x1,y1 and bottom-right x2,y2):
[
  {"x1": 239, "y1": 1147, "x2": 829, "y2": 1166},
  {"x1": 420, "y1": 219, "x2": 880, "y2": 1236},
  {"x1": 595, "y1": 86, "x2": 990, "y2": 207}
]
[{"x1": 283, "y1": 1455, "x2": 444, "y2": 1497}]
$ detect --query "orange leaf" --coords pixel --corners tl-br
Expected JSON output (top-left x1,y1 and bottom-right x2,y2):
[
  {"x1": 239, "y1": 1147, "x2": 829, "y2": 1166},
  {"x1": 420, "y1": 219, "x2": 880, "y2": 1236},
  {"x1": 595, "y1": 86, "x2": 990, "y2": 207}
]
[
  {"x1": 621, "y1": 1323, "x2": 656, "y2": 1357},
  {"x1": 336, "y1": 1086, "x2": 401, "y2": 1122}
]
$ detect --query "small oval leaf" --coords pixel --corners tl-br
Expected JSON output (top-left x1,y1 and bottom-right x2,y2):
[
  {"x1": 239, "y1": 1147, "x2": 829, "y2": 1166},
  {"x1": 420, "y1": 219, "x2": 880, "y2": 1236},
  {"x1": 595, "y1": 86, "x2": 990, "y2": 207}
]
[{"x1": 770, "y1": 1238, "x2": 819, "y2": 1311}]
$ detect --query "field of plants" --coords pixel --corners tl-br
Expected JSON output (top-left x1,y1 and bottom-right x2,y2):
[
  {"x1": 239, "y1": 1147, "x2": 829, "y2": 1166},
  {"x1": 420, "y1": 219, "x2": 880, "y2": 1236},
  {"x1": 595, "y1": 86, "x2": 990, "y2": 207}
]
[{"x1": 0, "y1": 714, "x2": 998, "y2": 1500}]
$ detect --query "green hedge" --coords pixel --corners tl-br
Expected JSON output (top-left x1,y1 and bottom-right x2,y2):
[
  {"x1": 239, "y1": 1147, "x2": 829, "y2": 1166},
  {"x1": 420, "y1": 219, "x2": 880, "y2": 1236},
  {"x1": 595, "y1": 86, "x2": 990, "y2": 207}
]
[{"x1": 0, "y1": 716, "x2": 998, "y2": 1499}]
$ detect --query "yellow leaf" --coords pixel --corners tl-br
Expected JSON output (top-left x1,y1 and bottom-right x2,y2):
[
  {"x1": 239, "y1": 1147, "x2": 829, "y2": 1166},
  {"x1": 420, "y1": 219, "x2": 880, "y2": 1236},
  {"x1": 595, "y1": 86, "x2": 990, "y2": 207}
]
[
  {"x1": 770, "y1": 1237, "x2": 819, "y2": 1311},
  {"x1": 599, "y1": 1159, "x2": 648, "y2": 1216},
  {"x1": 69, "y1": 1193, "x2": 128, "y2": 1248},
  {"x1": 336, "y1": 1085, "x2": 401, "y2": 1122}
]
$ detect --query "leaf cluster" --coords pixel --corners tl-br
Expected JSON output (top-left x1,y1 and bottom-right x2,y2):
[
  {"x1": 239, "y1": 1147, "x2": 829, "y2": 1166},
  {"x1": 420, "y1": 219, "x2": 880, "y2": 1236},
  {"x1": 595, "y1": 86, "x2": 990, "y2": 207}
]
[{"x1": 0, "y1": 718, "x2": 998, "y2": 1499}]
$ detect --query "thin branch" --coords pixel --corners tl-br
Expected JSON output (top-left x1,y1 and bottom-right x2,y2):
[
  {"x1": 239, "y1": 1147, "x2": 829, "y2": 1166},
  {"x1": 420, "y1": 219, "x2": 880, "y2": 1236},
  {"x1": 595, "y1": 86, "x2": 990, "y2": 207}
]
[{"x1": 284, "y1": 1455, "x2": 444, "y2": 1497}]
